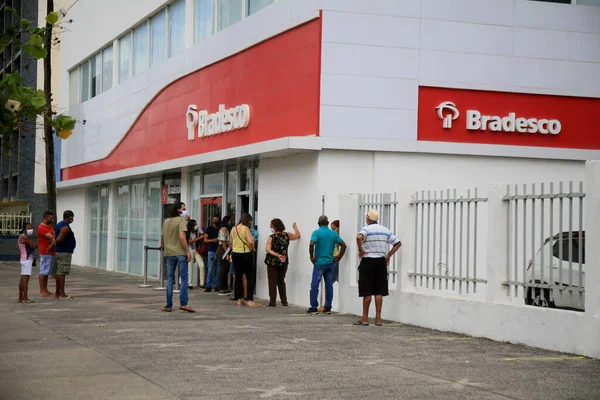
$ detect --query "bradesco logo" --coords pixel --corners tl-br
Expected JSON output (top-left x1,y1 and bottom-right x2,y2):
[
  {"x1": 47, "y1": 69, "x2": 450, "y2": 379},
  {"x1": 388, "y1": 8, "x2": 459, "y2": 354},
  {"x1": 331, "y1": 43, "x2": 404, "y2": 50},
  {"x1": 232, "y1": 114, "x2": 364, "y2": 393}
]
[
  {"x1": 436, "y1": 101, "x2": 562, "y2": 135},
  {"x1": 186, "y1": 104, "x2": 250, "y2": 140}
]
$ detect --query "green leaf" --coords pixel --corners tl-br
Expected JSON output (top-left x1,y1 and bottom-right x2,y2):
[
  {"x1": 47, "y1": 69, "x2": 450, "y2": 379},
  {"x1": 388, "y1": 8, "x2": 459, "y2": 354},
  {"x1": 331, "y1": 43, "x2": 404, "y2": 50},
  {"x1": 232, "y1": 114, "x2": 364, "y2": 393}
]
[
  {"x1": 0, "y1": 35, "x2": 10, "y2": 53},
  {"x1": 31, "y1": 94, "x2": 46, "y2": 109},
  {"x1": 23, "y1": 43, "x2": 47, "y2": 59},
  {"x1": 28, "y1": 34, "x2": 43, "y2": 47},
  {"x1": 46, "y1": 12, "x2": 60, "y2": 25},
  {"x1": 53, "y1": 115, "x2": 76, "y2": 131},
  {"x1": 19, "y1": 19, "x2": 31, "y2": 29}
]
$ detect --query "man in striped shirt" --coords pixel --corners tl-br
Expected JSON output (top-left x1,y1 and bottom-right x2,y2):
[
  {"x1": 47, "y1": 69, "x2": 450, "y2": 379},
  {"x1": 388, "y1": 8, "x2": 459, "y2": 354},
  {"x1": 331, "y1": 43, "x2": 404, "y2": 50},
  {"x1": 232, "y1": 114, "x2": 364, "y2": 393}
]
[{"x1": 354, "y1": 209, "x2": 402, "y2": 327}]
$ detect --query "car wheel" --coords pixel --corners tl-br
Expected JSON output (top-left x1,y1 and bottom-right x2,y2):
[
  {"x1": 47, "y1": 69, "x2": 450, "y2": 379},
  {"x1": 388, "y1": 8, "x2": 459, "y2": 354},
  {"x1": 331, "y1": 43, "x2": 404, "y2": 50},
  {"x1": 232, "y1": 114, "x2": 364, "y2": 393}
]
[{"x1": 526, "y1": 288, "x2": 556, "y2": 308}]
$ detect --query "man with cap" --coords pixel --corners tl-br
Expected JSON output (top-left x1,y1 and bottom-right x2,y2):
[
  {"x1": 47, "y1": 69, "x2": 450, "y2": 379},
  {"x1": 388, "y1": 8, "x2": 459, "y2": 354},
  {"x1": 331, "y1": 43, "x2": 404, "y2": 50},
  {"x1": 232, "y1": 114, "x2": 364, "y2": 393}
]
[{"x1": 354, "y1": 209, "x2": 402, "y2": 326}]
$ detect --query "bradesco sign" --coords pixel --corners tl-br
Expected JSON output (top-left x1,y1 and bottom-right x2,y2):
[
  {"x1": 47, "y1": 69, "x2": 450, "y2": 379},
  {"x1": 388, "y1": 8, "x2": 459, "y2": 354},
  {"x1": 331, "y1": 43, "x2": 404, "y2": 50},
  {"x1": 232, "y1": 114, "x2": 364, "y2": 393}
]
[
  {"x1": 419, "y1": 87, "x2": 600, "y2": 150},
  {"x1": 186, "y1": 104, "x2": 250, "y2": 140},
  {"x1": 436, "y1": 101, "x2": 562, "y2": 135}
]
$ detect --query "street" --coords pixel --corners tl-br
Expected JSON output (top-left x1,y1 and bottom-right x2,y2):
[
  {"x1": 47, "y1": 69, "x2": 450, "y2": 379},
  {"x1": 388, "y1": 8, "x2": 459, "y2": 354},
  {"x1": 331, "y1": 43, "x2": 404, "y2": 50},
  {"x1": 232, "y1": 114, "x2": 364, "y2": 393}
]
[{"x1": 0, "y1": 262, "x2": 599, "y2": 400}]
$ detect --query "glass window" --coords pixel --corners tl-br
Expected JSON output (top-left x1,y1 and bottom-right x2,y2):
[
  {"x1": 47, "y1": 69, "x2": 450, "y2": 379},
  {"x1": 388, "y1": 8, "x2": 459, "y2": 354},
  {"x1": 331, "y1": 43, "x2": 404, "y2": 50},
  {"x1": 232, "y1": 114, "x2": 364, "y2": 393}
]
[
  {"x1": 119, "y1": 33, "x2": 132, "y2": 83},
  {"x1": 80, "y1": 60, "x2": 90, "y2": 102},
  {"x1": 115, "y1": 183, "x2": 129, "y2": 273},
  {"x1": 69, "y1": 68, "x2": 79, "y2": 107},
  {"x1": 150, "y1": 10, "x2": 167, "y2": 67},
  {"x1": 89, "y1": 187, "x2": 99, "y2": 267},
  {"x1": 102, "y1": 46, "x2": 113, "y2": 92},
  {"x1": 217, "y1": 0, "x2": 243, "y2": 31},
  {"x1": 146, "y1": 178, "x2": 162, "y2": 278},
  {"x1": 552, "y1": 238, "x2": 586, "y2": 264},
  {"x1": 577, "y1": 0, "x2": 600, "y2": 5},
  {"x1": 227, "y1": 167, "x2": 237, "y2": 217},
  {"x1": 194, "y1": 0, "x2": 215, "y2": 42},
  {"x1": 191, "y1": 171, "x2": 201, "y2": 221},
  {"x1": 168, "y1": 0, "x2": 186, "y2": 57},
  {"x1": 202, "y1": 168, "x2": 223, "y2": 194},
  {"x1": 98, "y1": 185, "x2": 109, "y2": 268},
  {"x1": 129, "y1": 180, "x2": 146, "y2": 275},
  {"x1": 240, "y1": 161, "x2": 251, "y2": 192},
  {"x1": 91, "y1": 53, "x2": 101, "y2": 98},
  {"x1": 248, "y1": 0, "x2": 274, "y2": 15},
  {"x1": 133, "y1": 22, "x2": 149, "y2": 76}
]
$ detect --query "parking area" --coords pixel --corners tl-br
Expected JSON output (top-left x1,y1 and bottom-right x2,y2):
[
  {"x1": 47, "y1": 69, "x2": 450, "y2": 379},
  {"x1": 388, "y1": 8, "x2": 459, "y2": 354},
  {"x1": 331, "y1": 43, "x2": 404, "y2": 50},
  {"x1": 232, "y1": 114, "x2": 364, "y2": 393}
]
[{"x1": 0, "y1": 262, "x2": 599, "y2": 400}]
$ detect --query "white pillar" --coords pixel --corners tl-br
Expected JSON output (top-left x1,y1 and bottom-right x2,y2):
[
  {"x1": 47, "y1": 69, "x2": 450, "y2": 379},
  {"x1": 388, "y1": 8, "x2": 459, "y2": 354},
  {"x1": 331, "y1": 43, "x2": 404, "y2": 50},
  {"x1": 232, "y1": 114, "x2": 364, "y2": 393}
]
[
  {"x1": 106, "y1": 181, "x2": 117, "y2": 272},
  {"x1": 486, "y1": 184, "x2": 510, "y2": 304},
  {"x1": 185, "y1": 0, "x2": 195, "y2": 49},
  {"x1": 584, "y1": 160, "x2": 600, "y2": 358},
  {"x1": 113, "y1": 39, "x2": 119, "y2": 88},
  {"x1": 338, "y1": 194, "x2": 361, "y2": 314}
]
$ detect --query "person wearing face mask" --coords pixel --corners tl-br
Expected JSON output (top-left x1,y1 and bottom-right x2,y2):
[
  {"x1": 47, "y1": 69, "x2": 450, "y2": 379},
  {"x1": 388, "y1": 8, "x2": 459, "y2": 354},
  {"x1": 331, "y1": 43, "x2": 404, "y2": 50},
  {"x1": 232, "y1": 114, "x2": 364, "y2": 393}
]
[
  {"x1": 18, "y1": 222, "x2": 37, "y2": 303},
  {"x1": 264, "y1": 219, "x2": 301, "y2": 307},
  {"x1": 161, "y1": 202, "x2": 195, "y2": 312},
  {"x1": 202, "y1": 215, "x2": 221, "y2": 292},
  {"x1": 187, "y1": 219, "x2": 205, "y2": 289},
  {"x1": 37, "y1": 211, "x2": 56, "y2": 297},
  {"x1": 216, "y1": 216, "x2": 232, "y2": 295},
  {"x1": 54, "y1": 210, "x2": 77, "y2": 299}
]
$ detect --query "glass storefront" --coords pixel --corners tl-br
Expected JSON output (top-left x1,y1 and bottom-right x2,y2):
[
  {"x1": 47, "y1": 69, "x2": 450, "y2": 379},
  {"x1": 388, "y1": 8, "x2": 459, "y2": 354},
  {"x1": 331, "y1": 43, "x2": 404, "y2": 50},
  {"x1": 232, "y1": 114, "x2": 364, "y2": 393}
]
[
  {"x1": 113, "y1": 176, "x2": 164, "y2": 277},
  {"x1": 85, "y1": 160, "x2": 258, "y2": 277},
  {"x1": 88, "y1": 184, "x2": 109, "y2": 269}
]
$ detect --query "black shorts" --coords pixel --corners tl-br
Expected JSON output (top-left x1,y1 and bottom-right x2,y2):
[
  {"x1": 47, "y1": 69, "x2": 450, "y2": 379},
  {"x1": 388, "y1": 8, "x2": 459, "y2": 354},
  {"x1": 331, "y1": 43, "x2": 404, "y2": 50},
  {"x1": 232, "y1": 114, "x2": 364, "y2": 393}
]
[{"x1": 358, "y1": 257, "x2": 389, "y2": 297}]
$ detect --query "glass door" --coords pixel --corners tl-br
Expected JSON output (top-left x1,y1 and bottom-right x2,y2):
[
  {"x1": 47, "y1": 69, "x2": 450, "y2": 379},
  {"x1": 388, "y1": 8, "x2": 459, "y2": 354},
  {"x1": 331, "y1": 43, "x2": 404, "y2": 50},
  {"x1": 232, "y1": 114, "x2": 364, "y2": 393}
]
[{"x1": 200, "y1": 197, "x2": 222, "y2": 231}]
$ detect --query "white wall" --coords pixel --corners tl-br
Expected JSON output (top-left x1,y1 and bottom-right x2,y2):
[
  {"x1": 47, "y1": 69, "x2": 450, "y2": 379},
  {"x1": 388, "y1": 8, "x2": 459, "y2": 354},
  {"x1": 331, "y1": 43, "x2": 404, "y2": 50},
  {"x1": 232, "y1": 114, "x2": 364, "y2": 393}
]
[
  {"x1": 320, "y1": 0, "x2": 600, "y2": 144},
  {"x1": 255, "y1": 152, "x2": 321, "y2": 307},
  {"x1": 56, "y1": 186, "x2": 88, "y2": 267},
  {"x1": 59, "y1": 0, "x2": 320, "y2": 168}
]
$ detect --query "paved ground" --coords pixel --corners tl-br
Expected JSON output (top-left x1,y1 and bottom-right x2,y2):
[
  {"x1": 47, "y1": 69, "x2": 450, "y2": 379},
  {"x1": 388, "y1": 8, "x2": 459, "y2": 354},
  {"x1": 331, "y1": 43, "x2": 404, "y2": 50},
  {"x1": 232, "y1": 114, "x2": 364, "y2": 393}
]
[{"x1": 0, "y1": 262, "x2": 599, "y2": 400}]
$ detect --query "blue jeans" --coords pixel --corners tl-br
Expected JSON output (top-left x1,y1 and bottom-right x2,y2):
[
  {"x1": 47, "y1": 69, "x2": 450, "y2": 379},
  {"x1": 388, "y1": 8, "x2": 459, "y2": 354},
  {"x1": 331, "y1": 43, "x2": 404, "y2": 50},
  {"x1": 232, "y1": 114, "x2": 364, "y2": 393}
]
[
  {"x1": 165, "y1": 255, "x2": 188, "y2": 309},
  {"x1": 206, "y1": 251, "x2": 219, "y2": 289},
  {"x1": 310, "y1": 263, "x2": 334, "y2": 309}
]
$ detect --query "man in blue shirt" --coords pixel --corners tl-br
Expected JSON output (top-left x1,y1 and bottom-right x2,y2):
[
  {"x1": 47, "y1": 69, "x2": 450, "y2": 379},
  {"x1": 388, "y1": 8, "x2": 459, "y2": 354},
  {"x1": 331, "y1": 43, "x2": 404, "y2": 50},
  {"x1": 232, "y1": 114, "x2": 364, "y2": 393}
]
[
  {"x1": 54, "y1": 210, "x2": 76, "y2": 299},
  {"x1": 307, "y1": 215, "x2": 346, "y2": 314}
]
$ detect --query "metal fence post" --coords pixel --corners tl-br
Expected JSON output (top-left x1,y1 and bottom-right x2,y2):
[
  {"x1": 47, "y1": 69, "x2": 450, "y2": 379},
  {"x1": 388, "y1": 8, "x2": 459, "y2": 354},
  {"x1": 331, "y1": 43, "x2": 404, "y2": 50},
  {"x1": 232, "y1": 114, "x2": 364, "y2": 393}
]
[
  {"x1": 154, "y1": 252, "x2": 166, "y2": 291},
  {"x1": 487, "y1": 184, "x2": 510, "y2": 303},
  {"x1": 138, "y1": 245, "x2": 153, "y2": 288}
]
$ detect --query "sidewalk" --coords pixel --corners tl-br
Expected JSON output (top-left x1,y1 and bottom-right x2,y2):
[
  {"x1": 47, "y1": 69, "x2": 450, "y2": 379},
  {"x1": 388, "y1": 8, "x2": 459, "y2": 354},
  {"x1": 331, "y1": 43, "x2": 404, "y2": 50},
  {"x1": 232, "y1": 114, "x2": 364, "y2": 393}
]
[{"x1": 0, "y1": 262, "x2": 598, "y2": 400}]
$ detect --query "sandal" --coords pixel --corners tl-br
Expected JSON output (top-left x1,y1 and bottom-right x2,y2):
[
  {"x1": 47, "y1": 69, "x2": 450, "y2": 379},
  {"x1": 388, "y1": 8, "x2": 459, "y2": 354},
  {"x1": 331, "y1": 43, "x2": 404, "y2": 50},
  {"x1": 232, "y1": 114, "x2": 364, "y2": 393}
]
[
  {"x1": 161, "y1": 307, "x2": 172, "y2": 312},
  {"x1": 179, "y1": 306, "x2": 196, "y2": 313},
  {"x1": 246, "y1": 301, "x2": 261, "y2": 308},
  {"x1": 353, "y1": 320, "x2": 369, "y2": 326},
  {"x1": 237, "y1": 300, "x2": 245, "y2": 307},
  {"x1": 375, "y1": 322, "x2": 383, "y2": 327}
]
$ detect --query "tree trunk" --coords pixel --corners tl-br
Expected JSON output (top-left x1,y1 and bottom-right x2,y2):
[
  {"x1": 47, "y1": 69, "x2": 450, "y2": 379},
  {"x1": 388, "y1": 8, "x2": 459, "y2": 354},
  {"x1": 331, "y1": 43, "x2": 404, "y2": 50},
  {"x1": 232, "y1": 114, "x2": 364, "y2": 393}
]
[{"x1": 43, "y1": 0, "x2": 56, "y2": 213}]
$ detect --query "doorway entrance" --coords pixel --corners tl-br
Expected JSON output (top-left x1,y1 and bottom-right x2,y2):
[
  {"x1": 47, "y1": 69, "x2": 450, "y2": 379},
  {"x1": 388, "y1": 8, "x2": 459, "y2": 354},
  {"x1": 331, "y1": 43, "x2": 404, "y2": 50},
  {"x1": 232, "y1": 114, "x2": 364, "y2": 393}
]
[{"x1": 200, "y1": 197, "x2": 222, "y2": 231}]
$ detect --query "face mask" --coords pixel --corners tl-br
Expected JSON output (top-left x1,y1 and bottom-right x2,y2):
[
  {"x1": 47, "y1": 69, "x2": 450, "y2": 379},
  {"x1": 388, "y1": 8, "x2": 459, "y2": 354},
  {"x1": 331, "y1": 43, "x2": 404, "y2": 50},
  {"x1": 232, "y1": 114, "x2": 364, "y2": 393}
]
[
  {"x1": 270, "y1": 228, "x2": 275, "y2": 234},
  {"x1": 213, "y1": 221, "x2": 219, "y2": 226},
  {"x1": 26, "y1": 229, "x2": 33, "y2": 236},
  {"x1": 180, "y1": 210, "x2": 188, "y2": 217}
]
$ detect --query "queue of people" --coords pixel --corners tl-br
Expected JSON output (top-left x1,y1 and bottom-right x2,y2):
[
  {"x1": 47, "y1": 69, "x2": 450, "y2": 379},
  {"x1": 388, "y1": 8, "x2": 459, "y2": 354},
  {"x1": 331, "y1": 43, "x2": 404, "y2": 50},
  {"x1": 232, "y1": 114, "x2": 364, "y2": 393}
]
[
  {"x1": 16, "y1": 203, "x2": 402, "y2": 327},
  {"x1": 16, "y1": 210, "x2": 77, "y2": 303}
]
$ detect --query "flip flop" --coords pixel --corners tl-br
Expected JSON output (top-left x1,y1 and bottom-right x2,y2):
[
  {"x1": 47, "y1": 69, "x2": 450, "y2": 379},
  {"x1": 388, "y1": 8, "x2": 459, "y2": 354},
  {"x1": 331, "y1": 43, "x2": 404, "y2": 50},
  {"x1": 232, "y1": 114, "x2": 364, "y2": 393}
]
[
  {"x1": 179, "y1": 306, "x2": 196, "y2": 313},
  {"x1": 22, "y1": 300, "x2": 35, "y2": 303},
  {"x1": 59, "y1": 295, "x2": 74, "y2": 300},
  {"x1": 353, "y1": 320, "x2": 369, "y2": 326},
  {"x1": 161, "y1": 307, "x2": 172, "y2": 312},
  {"x1": 375, "y1": 322, "x2": 383, "y2": 327}
]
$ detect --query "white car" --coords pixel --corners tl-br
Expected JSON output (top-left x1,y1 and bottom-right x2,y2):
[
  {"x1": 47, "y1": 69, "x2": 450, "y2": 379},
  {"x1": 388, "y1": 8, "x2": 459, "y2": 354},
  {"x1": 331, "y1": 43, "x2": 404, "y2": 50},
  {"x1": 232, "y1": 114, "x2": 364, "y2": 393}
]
[{"x1": 525, "y1": 231, "x2": 586, "y2": 311}]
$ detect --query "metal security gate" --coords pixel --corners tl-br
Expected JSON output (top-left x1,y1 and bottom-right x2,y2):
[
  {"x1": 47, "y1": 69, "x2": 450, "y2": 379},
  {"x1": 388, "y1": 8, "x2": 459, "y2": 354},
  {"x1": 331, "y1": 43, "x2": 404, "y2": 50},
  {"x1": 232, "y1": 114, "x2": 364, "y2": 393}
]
[
  {"x1": 502, "y1": 181, "x2": 585, "y2": 309},
  {"x1": 409, "y1": 188, "x2": 488, "y2": 294},
  {"x1": 357, "y1": 193, "x2": 398, "y2": 284}
]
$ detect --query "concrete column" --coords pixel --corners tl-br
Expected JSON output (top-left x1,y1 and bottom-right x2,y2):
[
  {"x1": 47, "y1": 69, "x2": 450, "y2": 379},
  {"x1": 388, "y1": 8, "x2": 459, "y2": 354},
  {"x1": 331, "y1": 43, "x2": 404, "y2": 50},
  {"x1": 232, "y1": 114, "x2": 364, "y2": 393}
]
[
  {"x1": 113, "y1": 39, "x2": 120, "y2": 88},
  {"x1": 584, "y1": 160, "x2": 600, "y2": 358},
  {"x1": 486, "y1": 184, "x2": 510, "y2": 304},
  {"x1": 338, "y1": 194, "x2": 361, "y2": 314},
  {"x1": 185, "y1": 0, "x2": 195, "y2": 49},
  {"x1": 106, "y1": 181, "x2": 117, "y2": 272}
]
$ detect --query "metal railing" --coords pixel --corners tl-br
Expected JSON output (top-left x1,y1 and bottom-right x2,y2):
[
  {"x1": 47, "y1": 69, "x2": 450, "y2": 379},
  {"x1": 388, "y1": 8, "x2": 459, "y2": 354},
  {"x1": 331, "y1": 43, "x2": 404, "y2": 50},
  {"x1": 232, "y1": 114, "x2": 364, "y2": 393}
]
[
  {"x1": 409, "y1": 188, "x2": 488, "y2": 293},
  {"x1": 502, "y1": 182, "x2": 585, "y2": 308},
  {"x1": 357, "y1": 193, "x2": 398, "y2": 283},
  {"x1": 0, "y1": 213, "x2": 32, "y2": 235}
]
